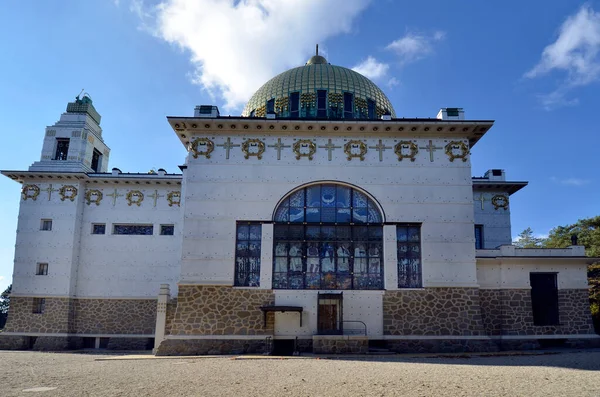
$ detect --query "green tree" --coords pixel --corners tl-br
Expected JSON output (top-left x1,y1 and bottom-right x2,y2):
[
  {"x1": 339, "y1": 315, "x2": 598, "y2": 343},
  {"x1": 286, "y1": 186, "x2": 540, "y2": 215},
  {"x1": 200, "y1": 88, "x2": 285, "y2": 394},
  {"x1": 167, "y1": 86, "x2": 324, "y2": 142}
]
[
  {"x1": 513, "y1": 227, "x2": 544, "y2": 248},
  {"x1": 0, "y1": 284, "x2": 11, "y2": 314},
  {"x1": 543, "y1": 216, "x2": 600, "y2": 334}
]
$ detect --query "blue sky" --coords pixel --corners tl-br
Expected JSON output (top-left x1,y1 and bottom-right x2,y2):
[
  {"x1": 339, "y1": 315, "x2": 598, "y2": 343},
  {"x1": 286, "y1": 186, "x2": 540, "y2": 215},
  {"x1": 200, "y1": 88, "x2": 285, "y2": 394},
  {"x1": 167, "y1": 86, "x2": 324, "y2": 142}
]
[{"x1": 0, "y1": 0, "x2": 599, "y2": 292}]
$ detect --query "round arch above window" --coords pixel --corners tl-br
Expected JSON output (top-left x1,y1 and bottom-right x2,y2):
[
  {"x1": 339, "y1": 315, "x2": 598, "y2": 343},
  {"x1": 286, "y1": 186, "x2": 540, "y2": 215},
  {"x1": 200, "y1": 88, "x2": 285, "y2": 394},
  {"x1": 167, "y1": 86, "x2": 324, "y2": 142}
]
[{"x1": 273, "y1": 183, "x2": 384, "y2": 225}]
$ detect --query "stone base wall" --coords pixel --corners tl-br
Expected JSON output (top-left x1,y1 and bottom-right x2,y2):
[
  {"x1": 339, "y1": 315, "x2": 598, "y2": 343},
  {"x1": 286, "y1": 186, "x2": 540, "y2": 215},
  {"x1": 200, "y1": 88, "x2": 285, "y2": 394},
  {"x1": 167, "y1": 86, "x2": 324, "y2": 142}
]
[
  {"x1": 479, "y1": 289, "x2": 594, "y2": 336},
  {"x1": 73, "y1": 299, "x2": 156, "y2": 334},
  {"x1": 32, "y1": 336, "x2": 84, "y2": 351},
  {"x1": 0, "y1": 335, "x2": 32, "y2": 350},
  {"x1": 4, "y1": 297, "x2": 74, "y2": 333},
  {"x1": 155, "y1": 339, "x2": 267, "y2": 356},
  {"x1": 313, "y1": 337, "x2": 368, "y2": 354},
  {"x1": 165, "y1": 298, "x2": 178, "y2": 335},
  {"x1": 386, "y1": 339, "x2": 499, "y2": 353},
  {"x1": 107, "y1": 337, "x2": 153, "y2": 350},
  {"x1": 169, "y1": 286, "x2": 275, "y2": 336},
  {"x1": 383, "y1": 288, "x2": 485, "y2": 336}
]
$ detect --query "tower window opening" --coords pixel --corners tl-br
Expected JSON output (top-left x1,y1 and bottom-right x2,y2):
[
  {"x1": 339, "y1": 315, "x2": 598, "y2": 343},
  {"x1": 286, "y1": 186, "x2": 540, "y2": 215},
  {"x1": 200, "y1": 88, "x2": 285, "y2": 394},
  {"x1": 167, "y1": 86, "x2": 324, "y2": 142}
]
[
  {"x1": 91, "y1": 149, "x2": 102, "y2": 172},
  {"x1": 344, "y1": 93, "x2": 354, "y2": 119},
  {"x1": 54, "y1": 138, "x2": 70, "y2": 161},
  {"x1": 317, "y1": 90, "x2": 327, "y2": 118},
  {"x1": 290, "y1": 92, "x2": 300, "y2": 119}
]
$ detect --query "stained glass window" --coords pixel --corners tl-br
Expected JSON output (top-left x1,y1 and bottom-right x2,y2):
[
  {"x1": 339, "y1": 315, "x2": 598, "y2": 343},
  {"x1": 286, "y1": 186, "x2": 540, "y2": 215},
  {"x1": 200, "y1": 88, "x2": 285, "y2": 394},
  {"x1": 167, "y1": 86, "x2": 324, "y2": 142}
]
[
  {"x1": 397, "y1": 224, "x2": 422, "y2": 288},
  {"x1": 273, "y1": 184, "x2": 383, "y2": 290},
  {"x1": 160, "y1": 225, "x2": 175, "y2": 236},
  {"x1": 92, "y1": 224, "x2": 105, "y2": 235},
  {"x1": 234, "y1": 223, "x2": 262, "y2": 287},
  {"x1": 475, "y1": 225, "x2": 483, "y2": 249},
  {"x1": 113, "y1": 224, "x2": 153, "y2": 235}
]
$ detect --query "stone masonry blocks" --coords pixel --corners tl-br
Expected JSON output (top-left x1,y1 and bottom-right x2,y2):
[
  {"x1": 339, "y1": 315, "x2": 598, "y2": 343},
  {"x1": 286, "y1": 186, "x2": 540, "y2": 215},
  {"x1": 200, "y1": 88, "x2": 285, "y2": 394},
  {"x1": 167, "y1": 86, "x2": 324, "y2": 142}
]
[
  {"x1": 382, "y1": 288, "x2": 486, "y2": 336},
  {"x1": 74, "y1": 299, "x2": 156, "y2": 334},
  {"x1": 169, "y1": 286, "x2": 275, "y2": 336}
]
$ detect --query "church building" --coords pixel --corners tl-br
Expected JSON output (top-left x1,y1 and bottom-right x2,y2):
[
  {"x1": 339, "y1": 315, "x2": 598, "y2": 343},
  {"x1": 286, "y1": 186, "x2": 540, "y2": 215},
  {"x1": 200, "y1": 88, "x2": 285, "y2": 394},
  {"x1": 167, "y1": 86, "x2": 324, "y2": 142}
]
[{"x1": 1, "y1": 52, "x2": 597, "y2": 354}]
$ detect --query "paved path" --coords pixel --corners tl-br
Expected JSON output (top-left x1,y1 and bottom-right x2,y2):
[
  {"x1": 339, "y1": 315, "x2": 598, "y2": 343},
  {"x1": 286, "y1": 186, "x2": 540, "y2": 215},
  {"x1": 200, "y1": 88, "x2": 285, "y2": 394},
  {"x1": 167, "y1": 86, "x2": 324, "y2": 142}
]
[{"x1": 1, "y1": 350, "x2": 599, "y2": 396}]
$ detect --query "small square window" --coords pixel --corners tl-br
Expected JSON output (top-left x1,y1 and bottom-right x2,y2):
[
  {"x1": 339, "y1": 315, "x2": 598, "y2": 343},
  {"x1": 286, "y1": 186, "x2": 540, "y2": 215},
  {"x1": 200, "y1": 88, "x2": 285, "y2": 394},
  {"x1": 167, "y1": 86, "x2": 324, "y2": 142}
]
[
  {"x1": 160, "y1": 225, "x2": 174, "y2": 236},
  {"x1": 36, "y1": 263, "x2": 48, "y2": 276},
  {"x1": 92, "y1": 224, "x2": 106, "y2": 235},
  {"x1": 32, "y1": 298, "x2": 46, "y2": 314},
  {"x1": 40, "y1": 219, "x2": 52, "y2": 231}
]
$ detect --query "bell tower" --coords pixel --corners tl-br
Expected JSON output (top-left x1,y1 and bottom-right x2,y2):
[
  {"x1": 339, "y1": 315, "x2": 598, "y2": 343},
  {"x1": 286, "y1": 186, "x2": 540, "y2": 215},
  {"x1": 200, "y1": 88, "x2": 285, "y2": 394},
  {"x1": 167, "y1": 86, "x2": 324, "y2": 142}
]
[{"x1": 29, "y1": 93, "x2": 110, "y2": 173}]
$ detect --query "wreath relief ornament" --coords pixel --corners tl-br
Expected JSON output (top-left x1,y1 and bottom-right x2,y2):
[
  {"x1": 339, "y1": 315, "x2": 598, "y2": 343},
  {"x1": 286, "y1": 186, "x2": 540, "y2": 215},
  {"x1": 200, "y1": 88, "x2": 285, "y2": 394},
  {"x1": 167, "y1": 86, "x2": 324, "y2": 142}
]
[
  {"x1": 492, "y1": 195, "x2": 509, "y2": 210},
  {"x1": 293, "y1": 139, "x2": 317, "y2": 160},
  {"x1": 190, "y1": 137, "x2": 214, "y2": 159},
  {"x1": 126, "y1": 190, "x2": 144, "y2": 206},
  {"x1": 167, "y1": 191, "x2": 181, "y2": 207},
  {"x1": 241, "y1": 138, "x2": 266, "y2": 159},
  {"x1": 85, "y1": 189, "x2": 103, "y2": 206},
  {"x1": 344, "y1": 140, "x2": 368, "y2": 161},
  {"x1": 59, "y1": 185, "x2": 78, "y2": 202},
  {"x1": 21, "y1": 184, "x2": 40, "y2": 201},
  {"x1": 394, "y1": 141, "x2": 418, "y2": 162},
  {"x1": 445, "y1": 141, "x2": 470, "y2": 162}
]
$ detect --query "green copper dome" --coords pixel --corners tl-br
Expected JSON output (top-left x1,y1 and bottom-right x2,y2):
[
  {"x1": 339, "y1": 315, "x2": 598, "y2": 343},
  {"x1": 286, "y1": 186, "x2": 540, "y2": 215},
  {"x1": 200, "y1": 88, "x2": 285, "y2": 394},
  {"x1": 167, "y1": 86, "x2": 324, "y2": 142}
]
[{"x1": 242, "y1": 55, "x2": 396, "y2": 120}]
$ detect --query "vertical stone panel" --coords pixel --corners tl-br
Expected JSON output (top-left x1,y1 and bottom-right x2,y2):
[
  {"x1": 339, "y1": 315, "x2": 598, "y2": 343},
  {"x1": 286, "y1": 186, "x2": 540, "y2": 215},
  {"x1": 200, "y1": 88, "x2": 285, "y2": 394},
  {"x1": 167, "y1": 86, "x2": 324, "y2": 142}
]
[{"x1": 169, "y1": 286, "x2": 275, "y2": 335}]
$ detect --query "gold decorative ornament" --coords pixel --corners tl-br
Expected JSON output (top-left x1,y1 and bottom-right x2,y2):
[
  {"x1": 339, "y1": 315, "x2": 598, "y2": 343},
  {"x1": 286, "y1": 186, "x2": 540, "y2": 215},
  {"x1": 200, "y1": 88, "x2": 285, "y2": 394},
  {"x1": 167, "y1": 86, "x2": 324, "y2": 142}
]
[
  {"x1": 21, "y1": 184, "x2": 40, "y2": 201},
  {"x1": 293, "y1": 140, "x2": 317, "y2": 160},
  {"x1": 300, "y1": 92, "x2": 316, "y2": 108},
  {"x1": 344, "y1": 140, "x2": 368, "y2": 161},
  {"x1": 241, "y1": 139, "x2": 266, "y2": 159},
  {"x1": 167, "y1": 191, "x2": 181, "y2": 207},
  {"x1": 491, "y1": 195, "x2": 509, "y2": 211},
  {"x1": 355, "y1": 98, "x2": 367, "y2": 112},
  {"x1": 126, "y1": 190, "x2": 144, "y2": 206},
  {"x1": 59, "y1": 185, "x2": 78, "y2": 202},
  {"x1": 394, "y1": 141, "x2": 418, "y2": 162},
  {"x1": 328, "y1": 93, "x2": 343, "y2": 105},
  {"x1": 275, "y1": 97, "x2": 288, "y2": 113},
  {"x1": 445, "y1": 141, "x2": 470, "y2": 162},
  {"x1": 255, "y1": 105, "x2": 266, "y2": 117},
  {"x1": 190, "y1": 137, "x2": 214, "y2": 159},
  {"x1": 85, "y1": 189, "x2": 103, "y2": 206}
]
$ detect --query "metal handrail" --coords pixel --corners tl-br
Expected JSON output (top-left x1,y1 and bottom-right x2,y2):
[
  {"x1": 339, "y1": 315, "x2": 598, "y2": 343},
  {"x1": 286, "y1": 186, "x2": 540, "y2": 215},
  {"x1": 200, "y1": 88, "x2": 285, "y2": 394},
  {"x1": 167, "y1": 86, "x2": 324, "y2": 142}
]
[{"x1": 342, "y1": 320, "x2": 367, "y2": 335}]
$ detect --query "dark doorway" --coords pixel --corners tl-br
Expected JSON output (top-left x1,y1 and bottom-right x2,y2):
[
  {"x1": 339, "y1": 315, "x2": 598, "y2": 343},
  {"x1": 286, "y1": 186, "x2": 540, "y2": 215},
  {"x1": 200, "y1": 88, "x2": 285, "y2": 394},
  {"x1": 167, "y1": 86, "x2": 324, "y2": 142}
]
[
  {"x1": 530, "y1": 273, "x2": 559, "y2": 326},
  {"x1": 318, "y1": 293, "x2": 343, "y2": 335},
  {"x1": 272, "y1": 339, "x2": 295, "y2": 356}
]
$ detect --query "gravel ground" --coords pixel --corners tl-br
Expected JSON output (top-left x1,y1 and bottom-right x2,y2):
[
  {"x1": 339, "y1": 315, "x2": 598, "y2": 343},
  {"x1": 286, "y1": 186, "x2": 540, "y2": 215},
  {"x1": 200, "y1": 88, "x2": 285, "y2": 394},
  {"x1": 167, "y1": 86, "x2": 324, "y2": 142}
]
[{"x1": 1, "y1": 350, "x2": 599, "y2": 397}]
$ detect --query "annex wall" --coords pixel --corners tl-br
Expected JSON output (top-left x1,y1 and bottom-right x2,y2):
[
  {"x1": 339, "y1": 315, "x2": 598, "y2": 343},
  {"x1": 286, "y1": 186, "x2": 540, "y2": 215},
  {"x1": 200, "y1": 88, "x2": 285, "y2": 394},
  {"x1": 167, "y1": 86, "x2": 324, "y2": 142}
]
[{"x1": 472, "y1": 189, "x2": 512, "y2": 249}]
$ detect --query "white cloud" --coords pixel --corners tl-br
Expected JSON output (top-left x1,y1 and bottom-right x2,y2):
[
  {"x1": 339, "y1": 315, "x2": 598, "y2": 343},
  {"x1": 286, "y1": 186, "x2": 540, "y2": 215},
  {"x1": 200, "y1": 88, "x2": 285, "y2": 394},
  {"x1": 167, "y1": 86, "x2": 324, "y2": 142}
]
[
  {"x1": 131, "y1": 0, "x2": 371, "y2": 111},
  {"x1": 0, "y1": 276, "x2": 4, "y2": 282},
  {"x1": 385, "y1": 31, "x2": 445, "y2": 64},
  {"x1": 386, "y1": 77, "x2": 400, "y2": 88},
  {"x1": 551, "y1": 176, "x2": 590, "y2": 186},
  {"x1": 352, "y1": 56, "x2": 389, "y2": 80},
  {"x1": 525, "y1": 5, "x2": 600, "y2": 108}
]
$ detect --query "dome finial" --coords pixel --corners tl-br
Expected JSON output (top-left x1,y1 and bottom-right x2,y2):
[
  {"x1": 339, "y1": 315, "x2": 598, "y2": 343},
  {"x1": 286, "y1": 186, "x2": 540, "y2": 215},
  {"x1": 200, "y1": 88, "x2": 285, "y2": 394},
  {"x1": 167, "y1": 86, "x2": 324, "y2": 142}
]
[{"x1": 306, "y1": 44, "x2": 327, "y2": 65}]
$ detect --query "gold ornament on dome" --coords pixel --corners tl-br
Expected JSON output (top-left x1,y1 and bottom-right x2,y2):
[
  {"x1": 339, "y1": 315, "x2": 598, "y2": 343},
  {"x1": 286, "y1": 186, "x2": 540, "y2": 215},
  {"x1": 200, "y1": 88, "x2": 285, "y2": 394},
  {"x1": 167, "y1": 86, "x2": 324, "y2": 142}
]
[
  {"x1": 300, "y1": 92, "x2": 316, "y2": 108},
  {"x1": 394, "y1": 141, "x2": 418, "y2": 162},
  {"x1": 328, "y1": 93, "x2": 343, "y2": 105},
  {"x1": 275, "y1": 97, "x2": 288, "y2": 113},
  {"x1": 126, "y1": 190, "x2": 144, "y2": 206},
  {"x1": 21, "y1": 184, "x2": 40, "y2": 201},
  {"x1": 241, "y1": 139, "x2": 266, "y2": 159},
  {"x1": 190, "y1": 137, "x2": 214, "y2": 159},
  {"x1": 293, "y1": 140, "x2": 317, "y2": 160},
  {"x1": 167, "y1": 191, "x2": 181, "y2": 207},
  {"x1": 85, "y1": 189, "x2": 103, "y2": 206},
  {"x1": 255, "y1": 105, "x2": 266, "y2": 117},
  {"x1": 344, "y1": 140, "x2": 368, "y2": 161},
  {"x1": 445, "y1": 141, "x2": 470, "y2": 162},
  {"x1": 59, "y1": 185, "x2": 78, "y2": 202},
  {"x1": 492, "y1": 195, "x2": 509, "y2": 211},
  {"x1": 355, "y1": 98, "x2": 368, "y2": 112}
]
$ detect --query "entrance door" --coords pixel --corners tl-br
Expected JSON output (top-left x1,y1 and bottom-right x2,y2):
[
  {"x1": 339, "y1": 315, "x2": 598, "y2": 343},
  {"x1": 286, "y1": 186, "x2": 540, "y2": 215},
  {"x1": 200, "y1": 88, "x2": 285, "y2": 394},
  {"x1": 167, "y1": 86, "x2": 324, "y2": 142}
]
[
  {"x1": 317, "y1": 293, "x2": 343, "y2": 335},
  {"x1": 530, "y1": 273, "x2": 559, "y2": 326}
]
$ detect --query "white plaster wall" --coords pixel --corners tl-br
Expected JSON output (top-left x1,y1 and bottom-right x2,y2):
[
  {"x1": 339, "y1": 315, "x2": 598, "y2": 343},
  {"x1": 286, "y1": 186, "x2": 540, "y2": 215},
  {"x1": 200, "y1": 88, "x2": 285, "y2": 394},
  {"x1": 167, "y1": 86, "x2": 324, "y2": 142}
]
[
  {"x1": 473, "y1": 190, "x2": 512, "y2": 248},
  {"x1": 273, "y1": 290, "x2": 384, "y2": 337},
  {"x1": 477, "y1": 260, "x2": 589, "y2": 289},
  {"x1": 77, "y1": 184, "x2": 182, "y2": 297},
  {"x1": 180, "y1": 134, "x2": 477, "y2": 288}
]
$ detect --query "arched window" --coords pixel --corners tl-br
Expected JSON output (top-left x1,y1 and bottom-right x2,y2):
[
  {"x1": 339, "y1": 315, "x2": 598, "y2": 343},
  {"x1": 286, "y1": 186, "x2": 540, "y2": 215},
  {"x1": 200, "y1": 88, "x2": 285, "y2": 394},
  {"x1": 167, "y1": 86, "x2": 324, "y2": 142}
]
[{"x1": 273, "y1": 183, "x2": 384, "y2": 290}]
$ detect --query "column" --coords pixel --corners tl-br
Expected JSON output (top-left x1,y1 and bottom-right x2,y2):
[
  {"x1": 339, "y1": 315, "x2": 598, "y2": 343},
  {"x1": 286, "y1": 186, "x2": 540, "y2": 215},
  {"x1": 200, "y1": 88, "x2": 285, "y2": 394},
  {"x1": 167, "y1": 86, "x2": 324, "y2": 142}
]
[
  {"x1": 153, "y1": 284, "x2": 170, "y2": 353},
  {"x1": 259, "y1": 223, "x2": 274, "y2": 289},
  {"x1": 383, "y1": 225, "x2": 398, "y2": 290}
]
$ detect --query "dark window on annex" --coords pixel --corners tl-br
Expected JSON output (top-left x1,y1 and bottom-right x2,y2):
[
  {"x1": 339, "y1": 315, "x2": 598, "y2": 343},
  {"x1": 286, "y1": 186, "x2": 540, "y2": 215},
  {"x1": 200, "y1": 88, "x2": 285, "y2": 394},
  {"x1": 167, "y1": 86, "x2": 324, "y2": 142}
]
[
  {"x1": 397, "y1": 224, "x2": 422, "y2": 288},
  {"x1": 273, "y1": 184, "x2": 383, "y2": 290},
  {"x1": 530, "y1": 273, "x2": 560, "y2": 326},
  {"x1": 234, "y1": 223, "x2": 262, "y2": 287},
  {"x1": 475, "y1": 225, "x2": 483, "y2": 249},
  {"x1": 113, "y1": 224, "x2": 153, "y2": 235}
]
